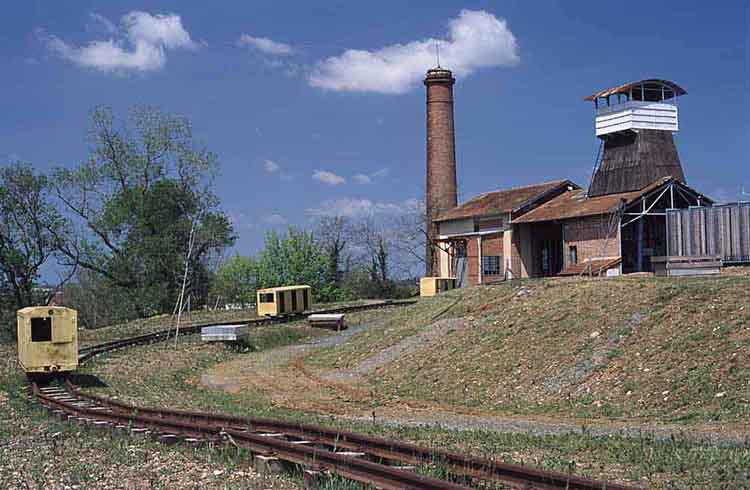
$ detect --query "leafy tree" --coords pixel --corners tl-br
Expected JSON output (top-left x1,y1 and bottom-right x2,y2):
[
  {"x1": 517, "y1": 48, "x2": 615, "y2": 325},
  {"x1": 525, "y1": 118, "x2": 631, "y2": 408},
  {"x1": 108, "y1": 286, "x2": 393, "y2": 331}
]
[
  {"x1": 0, "y1": 163, "x2": 65, "y2": 312},
  {"x1": 52, "y1": 107, "x2": 234, "y2": 316},
  {"x1": 255, "y1": 227, "x2": 330, "y2": 300},
  {"x1": 211, "y1": 254, "x2": 257, "y2": 307}
]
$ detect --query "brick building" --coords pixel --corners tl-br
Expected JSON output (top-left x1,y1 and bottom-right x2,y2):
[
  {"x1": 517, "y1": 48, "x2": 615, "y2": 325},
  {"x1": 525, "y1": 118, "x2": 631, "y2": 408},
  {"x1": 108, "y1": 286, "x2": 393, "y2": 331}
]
[{"x1": 427, "y1": 76, "x2": 713, "y2": 284}]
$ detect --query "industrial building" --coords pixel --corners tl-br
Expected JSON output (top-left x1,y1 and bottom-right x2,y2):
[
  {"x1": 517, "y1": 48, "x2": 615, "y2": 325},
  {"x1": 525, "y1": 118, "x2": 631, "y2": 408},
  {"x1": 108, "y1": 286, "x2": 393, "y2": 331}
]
[{"x1": 424, "y1": 69, "x2": 726, "y2": 284}]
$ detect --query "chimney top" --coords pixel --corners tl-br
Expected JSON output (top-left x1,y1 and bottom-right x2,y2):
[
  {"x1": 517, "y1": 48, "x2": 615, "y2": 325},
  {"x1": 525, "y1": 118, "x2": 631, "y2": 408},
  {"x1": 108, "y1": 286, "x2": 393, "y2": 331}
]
[{"x1": 424, "y1": 67, "x2": 455, "y2": 85}]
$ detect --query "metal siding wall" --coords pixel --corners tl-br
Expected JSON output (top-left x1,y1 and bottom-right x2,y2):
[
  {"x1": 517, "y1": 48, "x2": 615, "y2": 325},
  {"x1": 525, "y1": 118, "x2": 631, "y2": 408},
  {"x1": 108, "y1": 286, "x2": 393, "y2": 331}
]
[
  {"x1": 666, "y1": 204, "x2": 750, "y2": 263},
  {"x1": 741, "y1": 204, "x2": 750, "y2": 261}
]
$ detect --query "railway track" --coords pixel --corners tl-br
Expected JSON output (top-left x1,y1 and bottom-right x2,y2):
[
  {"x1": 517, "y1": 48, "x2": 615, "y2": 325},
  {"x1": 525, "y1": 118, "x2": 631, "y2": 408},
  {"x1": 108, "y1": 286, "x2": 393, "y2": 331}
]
[
  {"x1": 29, "y1": 299, "x2": 634, "y2": 489},
  {"x1": 79, "y1": 300, "x2": 417, "y2": 362},
  {"x1": 31, "y1": 382, "x2": 633, "y2": 490}
]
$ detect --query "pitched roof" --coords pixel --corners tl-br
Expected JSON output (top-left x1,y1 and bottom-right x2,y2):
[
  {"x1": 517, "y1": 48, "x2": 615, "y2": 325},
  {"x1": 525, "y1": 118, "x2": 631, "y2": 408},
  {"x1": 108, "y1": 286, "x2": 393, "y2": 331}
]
[
  {"x1": 584, "y1": 79, "x2": 687, "y2": 101},
  {"x1": 513, "y1": 177, "x2": 673, "y2": 223},
  {"x1": 514, "y1": 177, "x2": 714, "y2": 224},
  {"x1": 435, "y1": 180, "x2": 576, "y2": 222}
]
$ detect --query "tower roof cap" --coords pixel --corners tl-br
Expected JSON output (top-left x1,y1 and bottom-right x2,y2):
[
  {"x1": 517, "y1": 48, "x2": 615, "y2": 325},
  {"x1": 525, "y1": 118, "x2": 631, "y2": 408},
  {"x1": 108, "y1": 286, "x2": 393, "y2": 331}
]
[
  {"x1": 584, "y1": 79, "x2": 687, "y2": 102},
  {"x1": 424, "y1": 67, "x2": 455, "y2": 84}
]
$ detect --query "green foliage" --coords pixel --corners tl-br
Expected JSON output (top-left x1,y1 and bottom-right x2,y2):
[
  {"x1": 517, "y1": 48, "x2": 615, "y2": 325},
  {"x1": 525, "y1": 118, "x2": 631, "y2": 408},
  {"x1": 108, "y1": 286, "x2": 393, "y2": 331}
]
[
  {"x1": 255, "y1": 226, "x2": 329, "y2": 300},
  {"x1": 211, "y1": 254, "x2": 257, "y2": 307},
  {"x1": 53, "y1": 107, "x2": 235, "y2": 319},
  {"x1": 0, "y1": 162, "x2": 65, "y2": 338}
]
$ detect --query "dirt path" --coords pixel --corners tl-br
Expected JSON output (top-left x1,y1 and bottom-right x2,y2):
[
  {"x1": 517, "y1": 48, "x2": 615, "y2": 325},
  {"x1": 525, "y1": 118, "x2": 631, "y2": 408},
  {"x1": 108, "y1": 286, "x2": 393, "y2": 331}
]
[{"x1": 200, "y1": 321, "x2": 750, "y2": 445}]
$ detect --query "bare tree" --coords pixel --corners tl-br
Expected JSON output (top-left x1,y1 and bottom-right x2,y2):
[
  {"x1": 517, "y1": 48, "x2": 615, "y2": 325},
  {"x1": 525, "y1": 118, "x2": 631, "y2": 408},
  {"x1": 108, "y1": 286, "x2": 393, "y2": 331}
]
[
  {"x1": 351, "y1": 217, "x2": 395, "y2": 295},
  {"x1": 315, "y1": 216, "x2": 350, "y2": 288}
]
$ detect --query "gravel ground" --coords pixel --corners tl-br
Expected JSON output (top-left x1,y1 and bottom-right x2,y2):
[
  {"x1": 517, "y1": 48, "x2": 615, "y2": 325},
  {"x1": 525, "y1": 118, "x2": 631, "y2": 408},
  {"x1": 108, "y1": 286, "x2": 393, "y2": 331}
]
[
  {"x1": 327, "y1": 318, "x2": 467, "y2": 381},
  {"x1": 204, "y1": 318, "x2": 750, "y2": 445}
]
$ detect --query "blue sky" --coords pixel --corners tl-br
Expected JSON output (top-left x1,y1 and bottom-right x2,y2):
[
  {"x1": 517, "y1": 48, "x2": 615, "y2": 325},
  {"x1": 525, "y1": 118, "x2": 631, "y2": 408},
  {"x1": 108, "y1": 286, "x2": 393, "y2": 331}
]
[{"x1": 2, "y1": 1, "x2": 748, "y2": 256}]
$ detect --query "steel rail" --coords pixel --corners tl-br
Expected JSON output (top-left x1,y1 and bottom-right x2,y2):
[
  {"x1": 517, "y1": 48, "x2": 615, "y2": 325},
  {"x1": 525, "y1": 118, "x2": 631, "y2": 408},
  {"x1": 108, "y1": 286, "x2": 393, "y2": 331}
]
[
  {"x1": 78, "y1": 300, "x2": 416, "y2": 363},
  {"x1": 61, "y1": 298, "x2": 636, "y2": 489},
  {"x1": 65, "y1": 382, "x2": 634, "y2": 490},
  {"x1": 32, "y1": 383, "x2": 467, "y2": 490}
]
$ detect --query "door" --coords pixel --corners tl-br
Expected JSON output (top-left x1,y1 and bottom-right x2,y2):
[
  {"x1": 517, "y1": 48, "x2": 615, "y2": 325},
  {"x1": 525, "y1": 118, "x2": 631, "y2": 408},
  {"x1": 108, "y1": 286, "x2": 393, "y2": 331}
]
[{"x1": 277, "y1": 291, "x2": 285, "y2": 314}]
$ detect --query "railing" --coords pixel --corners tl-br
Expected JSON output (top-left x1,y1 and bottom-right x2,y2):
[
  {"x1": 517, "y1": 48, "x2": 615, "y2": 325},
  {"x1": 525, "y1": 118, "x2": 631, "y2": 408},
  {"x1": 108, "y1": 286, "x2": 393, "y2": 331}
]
[{"x1": 596, "y1": 99, "x2": 676, "y2": 116}]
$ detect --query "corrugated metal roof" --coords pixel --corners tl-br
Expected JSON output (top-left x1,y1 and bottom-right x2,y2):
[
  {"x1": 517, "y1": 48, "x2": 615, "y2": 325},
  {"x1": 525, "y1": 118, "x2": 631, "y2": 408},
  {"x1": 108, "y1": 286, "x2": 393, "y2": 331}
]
[
  {"x1": 435, "y1": 180, "x2": 575, "y2": 222},
  {"x1": 584, "y1": 79, "x2": 687, "y2": 101}
]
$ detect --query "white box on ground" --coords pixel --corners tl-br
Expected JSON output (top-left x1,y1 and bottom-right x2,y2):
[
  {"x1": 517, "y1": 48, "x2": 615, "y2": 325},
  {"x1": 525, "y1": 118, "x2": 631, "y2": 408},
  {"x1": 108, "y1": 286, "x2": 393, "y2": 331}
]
[{"x1": 201, "y1": 324, "x2": 250, "y2": 342}]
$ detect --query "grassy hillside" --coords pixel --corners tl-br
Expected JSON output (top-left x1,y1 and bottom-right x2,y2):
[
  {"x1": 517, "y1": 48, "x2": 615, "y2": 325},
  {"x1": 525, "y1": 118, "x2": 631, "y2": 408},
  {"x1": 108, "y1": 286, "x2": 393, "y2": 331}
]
[{"x1": 306, "y1": 271, "x2": 750, "y2": 424}]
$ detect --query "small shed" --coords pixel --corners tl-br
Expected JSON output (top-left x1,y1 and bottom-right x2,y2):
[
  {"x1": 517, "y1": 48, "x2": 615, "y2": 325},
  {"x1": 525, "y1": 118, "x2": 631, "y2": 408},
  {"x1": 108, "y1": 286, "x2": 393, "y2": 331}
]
[{"x1": 201, "y1": 324, "x2": 250, "y2": 343}]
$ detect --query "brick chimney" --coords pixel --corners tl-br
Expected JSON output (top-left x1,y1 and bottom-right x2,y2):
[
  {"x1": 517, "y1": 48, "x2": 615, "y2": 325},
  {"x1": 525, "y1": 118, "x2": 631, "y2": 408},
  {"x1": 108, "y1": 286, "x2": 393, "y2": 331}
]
[{"x1": 424, "y1": 67, "x2": 458, "y2": 276}]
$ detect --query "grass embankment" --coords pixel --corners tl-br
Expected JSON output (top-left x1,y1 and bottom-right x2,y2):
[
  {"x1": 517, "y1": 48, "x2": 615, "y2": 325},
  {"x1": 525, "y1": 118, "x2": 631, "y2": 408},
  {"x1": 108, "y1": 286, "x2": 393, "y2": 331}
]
[
  {"x1": 71, "y1": 299, "x2": 749, "y2": 488},
  {"x1": 307, "y1": 272, "x2": 750, "y2": 424}
]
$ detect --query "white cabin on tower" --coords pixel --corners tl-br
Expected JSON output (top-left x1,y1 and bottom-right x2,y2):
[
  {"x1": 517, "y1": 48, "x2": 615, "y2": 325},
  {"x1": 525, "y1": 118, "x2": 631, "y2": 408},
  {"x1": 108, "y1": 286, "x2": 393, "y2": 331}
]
[{"x1": 585, "y1": 79, "x2": 685, "y2": 137}]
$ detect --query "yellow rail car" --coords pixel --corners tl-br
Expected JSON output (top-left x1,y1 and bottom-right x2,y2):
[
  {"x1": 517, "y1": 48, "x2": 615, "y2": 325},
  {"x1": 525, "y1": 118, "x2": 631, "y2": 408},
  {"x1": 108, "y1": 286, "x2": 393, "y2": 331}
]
[
  {"x1": 17, "y1": 306, "x2": 78, "y2": 376},
  {"x1": 257, "y1": 285, "x2": 312, "y2": 317},
  {"x1": 419, "y1": 277, "x2": 457, "y2": 297}
]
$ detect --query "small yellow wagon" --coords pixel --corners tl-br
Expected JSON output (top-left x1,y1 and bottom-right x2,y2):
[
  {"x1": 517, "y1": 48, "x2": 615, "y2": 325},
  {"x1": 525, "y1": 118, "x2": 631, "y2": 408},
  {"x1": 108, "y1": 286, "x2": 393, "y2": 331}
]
[
  {"x1": 419, "y1": 277, "x2": 457, "y2": 297},
  {"x1": 17, "y1": 306, "x2": 78, "y2": 376},
  {"x1": 256, "y1": 285, "x2": 312, "y2": 316}
]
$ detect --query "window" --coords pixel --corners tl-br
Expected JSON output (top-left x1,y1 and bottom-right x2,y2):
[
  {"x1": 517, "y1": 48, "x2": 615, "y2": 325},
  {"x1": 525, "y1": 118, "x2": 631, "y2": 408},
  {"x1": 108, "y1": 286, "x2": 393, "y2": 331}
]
[
  {"x1": 259, "y1": 293, "x2": 274, "y2": 303},
  {"x1": 291, "y1": 290, "x2": 298, "y2": 310},
  {"x1": 303, "y1": 290, "x2": 310, "y2": 310},
  {"x1": 569, "y1": 245, "x2": 578, "y2": 265},
  {"x1": 31, "y1": 317, "x2": 52, "y2": 342},
  {"x1": 482, "y1": 256, "x2": 502, "y2": 276}
]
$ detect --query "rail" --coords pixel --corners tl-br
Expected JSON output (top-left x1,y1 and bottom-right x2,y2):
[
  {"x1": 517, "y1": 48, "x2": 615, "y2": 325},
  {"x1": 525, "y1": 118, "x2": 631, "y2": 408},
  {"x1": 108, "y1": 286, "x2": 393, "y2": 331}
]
[
  {"x1": 78, "y1": 300, "x2": 416, "y2": 363},
  {"x1": 28, "y1": 298, "x2": 635, "y2": 489}
]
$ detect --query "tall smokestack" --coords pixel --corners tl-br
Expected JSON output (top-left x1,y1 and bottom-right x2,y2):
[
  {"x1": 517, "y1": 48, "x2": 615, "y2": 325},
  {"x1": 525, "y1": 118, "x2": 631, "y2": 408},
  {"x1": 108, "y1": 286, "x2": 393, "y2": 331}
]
[{"x1": 424, "y1": 67, "x2": 458, "y2": 276}]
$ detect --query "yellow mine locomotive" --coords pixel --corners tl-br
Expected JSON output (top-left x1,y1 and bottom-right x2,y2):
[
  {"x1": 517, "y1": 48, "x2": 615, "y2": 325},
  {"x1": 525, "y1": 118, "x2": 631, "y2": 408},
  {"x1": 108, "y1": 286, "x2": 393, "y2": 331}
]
[
  {"x1": 17, "y1": 306, "x2": 78, "y2": 377},
  {"x1": 256, "y1": 285, "x2": 312, "y2": 317}
]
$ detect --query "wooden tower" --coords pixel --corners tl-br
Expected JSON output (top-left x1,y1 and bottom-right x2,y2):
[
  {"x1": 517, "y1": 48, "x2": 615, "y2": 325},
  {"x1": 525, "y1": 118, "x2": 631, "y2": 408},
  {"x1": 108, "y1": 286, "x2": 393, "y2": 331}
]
[{"x1": 586, "y1": 79, "x2": 687, "y2": 197}]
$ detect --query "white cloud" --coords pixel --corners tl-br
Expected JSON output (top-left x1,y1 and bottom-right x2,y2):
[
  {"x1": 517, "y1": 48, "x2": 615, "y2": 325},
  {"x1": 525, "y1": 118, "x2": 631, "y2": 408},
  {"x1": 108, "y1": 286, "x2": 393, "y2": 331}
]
[
  {"x1": 44, "y1": 11, "x2": 197, "y2": 72},
  {"x1": 88, "y1": 12, "x2": 116, "y2": 34},
  {"x1": 264, "y1": 159, "x2": 281, "y2": 173},
  {"x1": 353, "y1": 167, "x2": 389, "y2": 184},
  {"x1": 312, "y1": 170, "x2": 346, "y2": 185},
  {"x1": 237, "y1": 34, "x2": 293, "y2": 55},
  {"x1": 309, "y1": 9, "x2": 519, "y2": 94},
  {"x1": 262, "y1": 214, "x2": 288, "y2": 225},
  {"x1": 305, "y1": 197, "x2": 418, "y2": 218}
]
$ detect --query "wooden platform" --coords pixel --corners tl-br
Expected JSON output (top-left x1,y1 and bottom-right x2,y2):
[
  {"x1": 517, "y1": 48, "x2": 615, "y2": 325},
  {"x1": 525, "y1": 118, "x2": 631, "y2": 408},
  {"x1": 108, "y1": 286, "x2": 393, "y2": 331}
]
[{"x1": 651, "y1": 255, "x2": 722, "y2": 277}]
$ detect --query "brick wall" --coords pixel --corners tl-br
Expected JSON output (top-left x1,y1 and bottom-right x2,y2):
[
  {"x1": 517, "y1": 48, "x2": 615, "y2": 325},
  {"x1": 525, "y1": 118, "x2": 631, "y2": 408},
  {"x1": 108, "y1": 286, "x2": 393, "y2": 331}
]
[
  {"x1": 460, "y1": 233, "x2": 504, "y2": 285},
  {"x1": 481, "y1": 235, "x2": 504, "y2": 281},
  {"x1": 562, "y1": 214, "x2": 620, "y2": 269}
]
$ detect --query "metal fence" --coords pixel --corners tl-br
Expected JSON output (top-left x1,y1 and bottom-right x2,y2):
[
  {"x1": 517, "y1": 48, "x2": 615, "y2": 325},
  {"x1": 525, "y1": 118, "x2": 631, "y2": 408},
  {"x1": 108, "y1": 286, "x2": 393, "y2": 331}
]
[{"x1": 666, "y1": 203, "x2": 750, "y2": 264}]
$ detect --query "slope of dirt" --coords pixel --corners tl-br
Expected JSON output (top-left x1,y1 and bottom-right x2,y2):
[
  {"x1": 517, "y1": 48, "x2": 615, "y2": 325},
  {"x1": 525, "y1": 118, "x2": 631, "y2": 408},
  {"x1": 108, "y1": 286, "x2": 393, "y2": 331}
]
[{"x1": 305, "y1": 271, "x2": 750, "y2": 424}]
